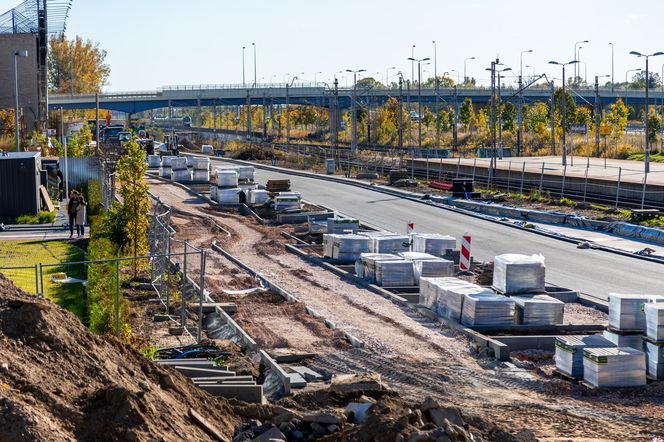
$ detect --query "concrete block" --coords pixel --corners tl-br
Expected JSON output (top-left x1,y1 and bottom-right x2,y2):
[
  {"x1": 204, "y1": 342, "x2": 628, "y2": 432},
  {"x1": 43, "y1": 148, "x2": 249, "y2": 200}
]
[
  {"x1": 291, "y1": 366, "x2": 324, "y2": 382},
  {"x1": 260, "y1": 350, "x2": 293, "y2": 395},
  {"x1": 191, "y1": 375, "x2": 255, "y2": 384},
  {"x1": 251, "y1": 427, "x2": 286, "y2": 442},
  {"x1": 174, "y1": 366, "x2": 236, "y2": 378},
  {"x1": 491, "y1": 335, "x2": 557, "y2": 352},
  {"x1": 200, "y1": 302, "x2": 237, "y2": 314},
  {"x1": 157, "y1": 360, "x2": 226, "y2": 370},
  {"x1": 287, "y1": 373, "x2": 307, "y2": 388},
  {"x1": 197, "y1": 384, "x2": 264, "y2": 403}
]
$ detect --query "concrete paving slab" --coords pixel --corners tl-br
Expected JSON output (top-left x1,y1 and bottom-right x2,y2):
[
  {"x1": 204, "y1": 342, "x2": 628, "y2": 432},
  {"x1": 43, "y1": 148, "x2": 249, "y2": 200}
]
[
  {"x1": 173, "y1": 366, "x2": 236, "y2": 378},
  {"x1": 291, "y1": 366, "x2": 324, "y2": 382}
]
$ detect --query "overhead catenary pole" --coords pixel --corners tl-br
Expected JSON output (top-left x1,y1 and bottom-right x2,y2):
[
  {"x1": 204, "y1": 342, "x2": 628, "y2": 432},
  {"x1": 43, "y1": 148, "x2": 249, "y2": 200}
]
[
  {"x1": 242, "y1": 46, "x2": 246, "y2": 88},
  {"x1": 433, "y1": 40, "x2": 440, "y2": 149},
  {"x1": 346, "y1": 68, "x2": 365, "y2": 153},
  {"x1": 252, "y1": 42, "x2": 257, "y2": 88},
  {"x1": 609, "y1": 42, "x2": 615, "y2": 92},
  {"x1": 550, "y1": 80, "x2": 556, "y2": 155},
  {"x1": 594, "y1": 75, "x2": 601, "y2": 157},
  {"x1": 549, "y1": 59, "x2": 579, "y2": 166}
]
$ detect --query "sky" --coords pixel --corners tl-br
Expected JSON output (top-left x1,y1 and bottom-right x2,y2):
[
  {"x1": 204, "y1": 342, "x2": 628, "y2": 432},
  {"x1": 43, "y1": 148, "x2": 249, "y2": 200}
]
[{"x1": 1, "y1": 0, "x2": 663, "y2": 91}]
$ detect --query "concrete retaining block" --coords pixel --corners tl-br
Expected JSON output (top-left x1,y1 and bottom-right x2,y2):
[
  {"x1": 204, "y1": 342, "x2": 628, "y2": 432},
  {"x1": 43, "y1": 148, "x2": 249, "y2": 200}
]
[
  {"x1": 260, "y1": 350, "x2": 294, "y2": 395},
  {"x1": 491, "y1": 335, "x2": 557, "y2": 352},
  {"x1": 174, "y1": 366, "x2": 236, "y2": 378},
  {"x1": 191, "y1": 376, "x2": 255, "y2": 383},
  {"x1": 197, "y1": 384, "x2": 264, "y2": 403}
]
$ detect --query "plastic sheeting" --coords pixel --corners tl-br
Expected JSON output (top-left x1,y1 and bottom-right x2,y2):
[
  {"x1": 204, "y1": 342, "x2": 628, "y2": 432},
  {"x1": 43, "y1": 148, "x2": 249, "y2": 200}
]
[
  {"x1": 209, "y1": 186, "x2": 217, "y2": 202},
  {"x1": 375, "y1": 259, "x2": 416, "y2": 287},
  {"x1": 608, "y1": 294, "x2": 664, "y2": 331},
  {"x1": 413, "y1": 259, "x2": 454, "y2": 284},
  {"x1": 274, "y1": 195, "x2": 302, "y2": 211},
  {"x1": 192, "y1": 170, "x2": 210, "y2": 182},
  {"x1": 216, "y1": 169, "x2": 239, "y2": 187},
  {"x1": 356, "y1": 253, "x2": 401, "y2": 282},
  {"x1": 159, "y1": 166, "x2": 171, "y2": 178},
  {"x1": 171, "y1": 169, "x2": 191, "y2": 182},
  {"x1": 512, "y1": 294, "x2": 564, "y2": 325},
  {"x1": 217, "y1": 188, "x2": 241, "y2": 204},
  {"x1": 418, "y1": 278, "x2": 494, "y2": 323},
  {"x1": 237, "y1": 166, "x2": 255, "y2": 181},
  {"x1": 148, "y1": 155, "x2": 161, "y2": 168},
  {"x1": 602, "y1": 330, "x2": 645, "y2": 351},
  {"x1": 371, "y1": 235, "x2": 410, "y2": 254},
  {"x1": 239, "y1": 183, "x2": 258, "y2": 192},
  {"x1": 170, "y1": 157, "x2": 188, "y2": 171},
  {"x1": 247, "y1": 189, "x2": 270, "y2": 206},
  {"x1": 399, "y1": 252, "x2": 438, "y2": 261},
  {"x1": 411, "y1": 233, "x2": 456, "y2": 256},
  {"x1": 161, "y1": 156, "x2": 176, "y2": 167},
  {"x1": 583, "y1": 347, "x2": 647, "y2": 388},
  {"x1": 492, "y1": 254, "x2": 545, "y2": 295},
  {"x1": 323, "y1": 234, "x2": 371, "y2": 263},
  {"x1": 189, "y1": 157, "x2": 210, "y2": 170},
  {"x1": 554, "y1": 335, "x2": 616, "y2": 378},
  {"x1": 461, "y1": 293, "x2": 515, "y2": 326},
  {"x1": 645, "y1": 303, "x2": 664, "y2": 341},
  {"x1": 328, "y1": 218, "x2": 360, "y2": 234},
  {"x1": 644, "y1": 341, "x2": 664, "y2": 379}
]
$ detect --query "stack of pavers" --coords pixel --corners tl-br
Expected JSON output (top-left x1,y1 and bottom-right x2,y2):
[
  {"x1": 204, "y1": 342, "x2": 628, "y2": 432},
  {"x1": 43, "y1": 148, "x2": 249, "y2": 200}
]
[
  {"x1": 554, "y1": 335, "x2": 615, "y2": 379},
  {"x1": 237, "y1": 166, "x2": 257, "y2": 195},
  {"x1": 370, "y1": 234, "x2": 410, "y2": 254},
  {"x1": 356, "y1": 253, "x2": 401, "y2": 283},
  {"x1": 190, "y1": 156, "x2": 210, "y2": 182},
  {"x1": 404, "y1": 252, "x2": 454, "y2": 284},
  {"x1": 148, "y1": 154, "x2": 161, "y2": 169},
  {"x1": 213, "y1": 168, "x2": 241, "y2": 204},
  {"x1": 461, "y1": 292, "x2": 515, "y2": 327},
  {"x1": 155, "y1": 359, "x2": 263, "y2": 403},
  {"x1": 323, "y1": 234, "x2": 371, "y2": 263},
  {"x1": 604, "y1": 293, "x2": 664, "y2": 351},
  {"x1": 419, "y1": 277, "x2": 496, "y2": 323},
  {"x1": 160, "y1": 156, "x2": 176, "y2": 178},
  {"x1": 328, "y1": 218, "x2": 360, "y2": 234},
  {"x1": 492, "y1": 254, "x2": 546, "y2": 295},
  {"x1": 583, "y1": 347, "x2": 647, "y2": 388},
  {"x1": 411, "y1": 233, "x2": 456, "y2": 257},
  {"x1": 644, "y1": 303, "x2": 664, "y2": 379},
  {"x1": 170, "y1": 157, "x2": 191, "y2": 182},
  {"x1": 266, "y1": 179, "x2": 291, "y2": 198},
  {"x1": 511, "y1": 294, "x2": 564, "y2": 325},
  {"x1": 274, "y1": 192, "x2": 302, "y2": 211},
  {"x1": 246, "y1": 189, "x2": 270, "y2": 206},
  {"x1": 375, "y1": 259, "x2": 415, "y2": 287},
  {"x1": 201, "y1": 144, "x2": 214, "y2": 154}
]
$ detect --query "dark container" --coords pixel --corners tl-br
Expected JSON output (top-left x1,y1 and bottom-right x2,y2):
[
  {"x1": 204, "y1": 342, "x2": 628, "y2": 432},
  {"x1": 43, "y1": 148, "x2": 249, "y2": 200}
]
[{"x1": 0, "y1": 152, "x2": 42, "y2": 218}]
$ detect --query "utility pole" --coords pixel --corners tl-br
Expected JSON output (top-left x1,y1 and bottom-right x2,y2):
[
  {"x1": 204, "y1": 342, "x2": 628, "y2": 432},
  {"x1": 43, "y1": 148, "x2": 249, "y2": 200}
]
[
  {"x1": 489, "y1": 60, "x2": 497, "y2": 185},
  {"x1": 433, "y1": 40, "x2": 440, "y2": 149},
  {"x1": 242, "y1": 46, "x2": 246, "y2": 88},
  {"x1": 346, "y1": 68, "x2": 365, "y2": 154},
  {"x1": 594, "y1": 75, "x2": 601, "y2": 157},
  {"x1": 398, "y1": 76, "x2": 404, "y2": 151},
  {"x1": 550, "y1": 80, "x2": 556, "y2": 155},
  {"x1": 453, "y1": 85, "x2": 458, "y2": 149},
  {"x1": 252, "y1": 43, "x2": 257, "y2": 88},
  {"x1": 285, "y1": 83, "x2": 290, "y2": 143},
  {"x1": 517, "y1": 75, "x2": 523, "y2": 156},
  {"x1": 549, "y1": 60, "x2": 579, "y2": 166}
]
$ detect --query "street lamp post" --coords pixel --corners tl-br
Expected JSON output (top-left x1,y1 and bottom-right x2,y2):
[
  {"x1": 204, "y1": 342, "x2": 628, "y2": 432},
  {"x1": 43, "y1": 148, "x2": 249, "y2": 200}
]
[
  {"x1": 549, "y1": 59, "x2": 579, "y2": 167},
  {"x1": 408, "y1": 56, "x2": 430, "y2": 148},
  {"x1": 464, "y1": 57, "x2": 475, "y2": 85},
  {"x1": 629, "y1": 50, "x2": 664, "y2": 177},
  {"x1": 625, "y1": 68, "x2": 642, "y2": 84},
  {"x1": 609, "y1": 43, "x2": 615, "y2": 92},
  {"x1": 13, "y1": 50, "x2": 28, "y2": 152},
  {"x1": 433, "y1": 40, "x2": 440, "y2": 148},
  {"x1": 252, "y1": 43, "x2": 257, "y2": 88},
  {"x1": 386, "y1": 66, "x2": 396, "y2": 87},
  {"x1": 577, "y1": 46, "x2": 584, "y2": 85},
  {"x1": 574, "y1": 40, "x2": 589, "y2": 85},
  {"x1": 518, "y1": 50, "x2": 533, "y2": 157},
  {"x1": 497, "y1": 67, "x2": 512, "y2": 159},
  {"x1": 285, "y1": 75, "x2": 299, "y2": 143},
  {"x1": 346, "y1": 68, "x2": 365, "y2": 153},
  {"x1": 520, "y1": 49, "x2": 533, "y2": 78},
  {"x1": 594, "y1": 74, "x2": 610, "y2": 158},
  {"x1": 242, "y1": 46, "x2": 246, "y2": 87}
]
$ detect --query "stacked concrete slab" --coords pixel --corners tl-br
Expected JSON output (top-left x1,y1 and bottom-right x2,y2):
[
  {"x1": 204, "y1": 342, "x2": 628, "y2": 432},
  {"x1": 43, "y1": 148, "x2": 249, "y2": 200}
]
[
  {"x1": 644, "y1": 303, "x2": 664, "y2": 379},
  {"x1": 554, "y1": 335, "x2": 616, "y2": 378},
  {"x1": 511, "y1": 294, "x2": 564, "y2": 325},
  {"x1": 410, "y1": 233, "x2": 456, "y2": 257},
  {"x1": 493, "y1": 254, "x2": 545, "y2": 295},
  {"x1": 583, "y1": 347, "x2": 647, "y2": 388}
]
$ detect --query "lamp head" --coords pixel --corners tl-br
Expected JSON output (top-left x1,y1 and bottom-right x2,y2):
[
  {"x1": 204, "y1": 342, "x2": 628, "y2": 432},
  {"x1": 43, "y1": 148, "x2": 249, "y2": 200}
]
[
  {"x1": 15, "y1": 50, "x2": 28, "y2": 57},
  {"x1": 653, "y1": 52, "x2": 664, "y2": 57},
  {"x1": 408, "y1": 57, "x2": 415, "y2": 61},
  {"x1": 423, "y1": 57, "x2": 431, "y2": 62},
  {"x1": 629, "y1": 51, "x2": 642, "y2": 57}
]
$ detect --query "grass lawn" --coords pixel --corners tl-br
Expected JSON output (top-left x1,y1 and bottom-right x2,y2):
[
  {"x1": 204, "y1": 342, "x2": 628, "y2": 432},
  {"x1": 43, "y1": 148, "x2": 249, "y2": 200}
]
[{"x1": 0, "y1": 240, "x2": 86, "y2": 318}]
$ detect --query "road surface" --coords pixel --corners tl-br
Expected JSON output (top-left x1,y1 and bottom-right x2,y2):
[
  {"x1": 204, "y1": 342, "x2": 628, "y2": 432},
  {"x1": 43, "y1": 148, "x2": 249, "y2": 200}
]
[{"x1": 212, "y1": 159, "x2": 663, "y2": 300}]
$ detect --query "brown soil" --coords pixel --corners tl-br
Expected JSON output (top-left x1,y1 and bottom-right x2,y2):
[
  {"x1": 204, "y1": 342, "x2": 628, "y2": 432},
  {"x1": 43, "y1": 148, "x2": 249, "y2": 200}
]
[
  {"x1": 148, "y1": 176, "x2": 664, "y2": 441},
  {"x1": 0, "y1": 274, "x2": 240, "y2": 442}
]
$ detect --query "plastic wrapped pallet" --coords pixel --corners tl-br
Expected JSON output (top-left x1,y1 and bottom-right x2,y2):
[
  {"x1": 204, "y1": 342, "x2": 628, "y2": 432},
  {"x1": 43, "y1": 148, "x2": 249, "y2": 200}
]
[
  {"x1": 170, "y1": 157, "x2": 188, "y2": 171},
  {"x1": 159, "y1": 165, "x2": 171, "y2": 178},
  {"x1": 328, "y1": 218, "x2": 360, "y2": 234},
  {"x1": 357, "y1": 253, "x2": 401, "y2": 282},
  {"x1": 371, "y1": 235, "x2": 410, "y2": 254},
  {"x1": 554, "y1": 335, "x2": 616, "y2": 378},
  {"x1": 375, "y1": 259, "x2": 415, "y2": 287},
  {"x1": 171, "y1": 169, "x2": 191, "y2": 182},
  {"x1": 645, "y1": 303, "x2": 664, "y2": 341},
  {"x1": 148, "y1": 155, "x2": 161, "y2": 168},
  {"x1": 192, "y1": 170, "x2": 210, "y2": 182},
  {"x1": 239, "y1": 183, "x2": 258, "y2": 193},
  {"x1": 583, "y1": 347, "x2": 646, "y2": 388},
  {"x1": 216, "y1": 169, "x2": 239, "y2": 187},
  {"x1": 161, "y1": 156, "x2": 176, "y2": 167},
  {"x1": 419, "y1": 277, "x2": 448, "y2": 311},
  {"x1": 209, "y1": 186, "x2": 218, "y2": 202},
  {"x1": 411, "y1": 234, "x2": 456, "y2": 256},
  {"x1": 413, "y1": 258, "x2": 454, "y2": 284},
  {"x1": 492, "y1": 254, "x2": 545, "y2": 295},
  {"x1": 432, "y1": 278, "x2": 491, "y2": 322},
  {"x1": 237, "y1": 166, "x2": 255, "y2": 181},
  {"x1": 399, "y1": 251, "x2": 438, "y2": 261},
  {"x1": 512, "y1": 294, "x2": 564, "y2": 325},
  {"x1": 247, "y1": 189, "x2": 270, "y2": 206},
  {"x1": 217, "y1": 188, "x2": 241, "y2": 204},
  {"x1": 644, "y1": 340, "x2": 664, "y2": 379},
  {"x1": 602, "y1": 330, "x2": 644, "y2": 351},
  {"x1": 274, "y1": 196, "x2": 302, "y2": 212},
  {"x1": 461, "y1": 293, "x2": 515, "y2": 327},
  {"x1": 190, "y1": 157, "x2": 210, "y2": 170},
  {"x1": 201, "y1": 144, "x2": 214, "y2": 154},
  {"x1": 322, "y1": 234, "x2": 371, "y2": 263},
  {"x1": 608, "y1": 294, "x2": 664, "y2": 331}
]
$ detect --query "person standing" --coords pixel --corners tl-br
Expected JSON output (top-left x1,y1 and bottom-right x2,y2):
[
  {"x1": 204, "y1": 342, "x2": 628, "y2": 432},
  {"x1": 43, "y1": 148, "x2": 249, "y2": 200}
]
[
  {"x1": 75, "y1": 194, "x2": 87, "y2": 237},
  {"x1": 66, "y1": 191, "x2": 79, "y2": 239},
  {"x1": 56, "y1": 168, "x2": 64, "y2": 202}
]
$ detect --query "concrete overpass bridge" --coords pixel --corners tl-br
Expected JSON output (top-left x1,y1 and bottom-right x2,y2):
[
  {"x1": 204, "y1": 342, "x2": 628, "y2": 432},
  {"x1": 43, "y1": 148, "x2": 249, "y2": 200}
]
[{"x1": 48, "y1": 83, "x2": 664, "y2": 114}]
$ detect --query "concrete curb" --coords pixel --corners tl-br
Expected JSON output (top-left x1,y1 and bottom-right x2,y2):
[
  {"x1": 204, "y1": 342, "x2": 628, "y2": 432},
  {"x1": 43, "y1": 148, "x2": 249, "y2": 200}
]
[{"x1": 260, "y1": 350, "x2": 293, "y2": 395}]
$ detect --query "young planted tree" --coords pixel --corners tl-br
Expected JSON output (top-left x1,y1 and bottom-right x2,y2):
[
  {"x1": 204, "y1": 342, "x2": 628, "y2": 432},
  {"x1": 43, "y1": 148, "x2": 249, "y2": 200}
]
[
  {"x1": 647, "y1": 109, "x2": 662, "y2": 147},
  {"x1": 458, "y1": 98, "x2": 475, "y2": 131},
  {"x1": 116, "y1": 138, "x2": 150, "y2": 278}
]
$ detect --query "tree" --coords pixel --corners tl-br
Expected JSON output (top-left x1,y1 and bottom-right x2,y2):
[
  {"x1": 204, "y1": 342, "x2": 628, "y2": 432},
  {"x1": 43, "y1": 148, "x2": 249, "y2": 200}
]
[
  {"x1": 423, "y1": 76, "x2": 455, "y2": 88},
  {"x1": 550, "y1": 88, "x2": 576, "y2": 133},
  {"x1": 575, "y1": 106, "x2": 593, "y2": 128},
  {"x1": 647, "y1": 108, "x2": 662, "y2": 146},
  {"x1": 458, "y1": 98, "x2": 475, "y2": 131},
  {"x1": 356, "y1": 77, "x2": 384, "y2": 90},
  {"x1": 629, "y1": 71, "x2": 661, "y2": 90},
  {"x1": 116, "y1": 138, "x2": 150, "y2": 278},
  {"x1": 605, "y1": 98, "x2": 629, "y2": 140},
  {"x1": 48, "y1": 35, "x2": 110, "y2": 94},
  {"x1": 501, "y1": 102, "x2": 516, "y2": 132},
  {"x1": 523, "y1": 103, "x2": 549, "y2": 133}
]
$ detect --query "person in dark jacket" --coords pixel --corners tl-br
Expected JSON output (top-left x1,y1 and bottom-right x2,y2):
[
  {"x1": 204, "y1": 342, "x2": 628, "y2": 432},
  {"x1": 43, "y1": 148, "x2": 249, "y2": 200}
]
[
  {"x1": 66, "y1": 190, "x2": 79, "y2": 239},
  {"x1": 56, "y1": 169, "x2": 64, "y2": 201}
]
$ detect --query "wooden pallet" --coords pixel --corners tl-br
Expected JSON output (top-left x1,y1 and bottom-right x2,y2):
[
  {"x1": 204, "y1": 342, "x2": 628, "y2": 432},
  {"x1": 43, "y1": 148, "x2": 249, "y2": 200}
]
[{"x1": 552, "y1": 368, "x2": 580, "y2": 383}]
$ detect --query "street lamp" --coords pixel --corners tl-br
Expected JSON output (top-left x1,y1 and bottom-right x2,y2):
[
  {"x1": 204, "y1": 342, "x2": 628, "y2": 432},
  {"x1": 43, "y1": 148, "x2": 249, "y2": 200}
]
[
  {"x1": 549, "y1": 59, "x2": 579, "y2": 166},
  {"x1": 625, "y1": 68, "x2": 642, "y2": 84},
  {"x1": 408, "y1": 56, "x2": 430, "y2": 148},
  {"x1": 411, "y1": 45, "x2": 416, "y2": 84},
  {"x1": 525, "y1": 64, "x2": 536, "y2": 79},
  {"x1": 242, "y1": 46, "x2": 246, "y2": 87},
  {"x1": 386, "y1": 66, "x2": 396, "y2": 87},
  {"x1": 464, "y1": 56, "x2": 475, "y2": 85},
  {"x1": 346, "y1": 68, "x2": 365, "y2": 153},
  {"x1": 314, "y1": 71, "x2": 322, "y2": 84},
  {"x1": 609, "y1": 42, "x2": 615, "y2": 92},
  {"x1": 574, "y1": 40, "x2": 589, "y2": 84},
  {"x1": 629, "y1": 50, "x2": 664, "y2": 178},
  {"x1": 520, "y1": 49, "x2": 533, "y2": 78},
  {"x1": 251, "y1": 43, "x2": 257, "y2": 87},
  {"x1": 450, "y1": 69, "x2": 459, "y2": 85},
  {"x1": 13, "y1": 49, "x2": 28, "y2": 152}
]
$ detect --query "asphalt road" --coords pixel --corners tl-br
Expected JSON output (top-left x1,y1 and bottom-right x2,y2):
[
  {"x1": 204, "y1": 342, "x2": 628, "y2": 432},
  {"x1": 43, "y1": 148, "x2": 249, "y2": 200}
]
[{"x1": 212, "y1": 159, "x2": 663, "y2": 300}]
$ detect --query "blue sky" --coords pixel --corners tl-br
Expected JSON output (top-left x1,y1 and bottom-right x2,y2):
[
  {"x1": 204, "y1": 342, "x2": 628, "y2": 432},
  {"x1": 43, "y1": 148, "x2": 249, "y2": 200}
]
[{"x1": 1, "y1": 0, "x2": 662, "y2": 91}]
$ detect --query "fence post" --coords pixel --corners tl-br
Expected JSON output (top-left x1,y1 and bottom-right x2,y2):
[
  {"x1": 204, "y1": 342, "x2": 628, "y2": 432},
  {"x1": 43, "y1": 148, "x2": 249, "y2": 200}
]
[
  {"x1": 539, "y1": 162, "x2": 545, "y2": 193},
  {"x1": 115, "y1": 259, "x2": 120, "y2": 337},
  {"x1": 197, "y1": 250, "x2": 206, "y2": 343},
  {"x1": 583, "y1": 166, "x2": 589, "y2": 203},
  {"x1": 182, "y1": 241, "x2": 188, "y2": 328},
  {"x1": 641, "y1": 172, "x2": 648, "y2": 210},
  {"x1": 615, "y1": 167, "x2": 622, "y2": 208},
  {"x1": 34, "y1": 264, "x2": 39, "y2": 296},
  {"x1": 456, "y1": 157, "x2": 461, "y2": 178},
  {"x1": 38, "y1": 263, "x2": 44, "y2": 298},
  {"x1": 520, "y1": 162, "x2": 526, "y2": 194},
  {"x1": 471, "y1": 158, "x2": 477, "y2": 183},
  {"x1": 506, "y1": 161, "x2": 512, "y2": 193},
  {"x1": 561, "y1": 165, "x2": 566, "y2": 198}
]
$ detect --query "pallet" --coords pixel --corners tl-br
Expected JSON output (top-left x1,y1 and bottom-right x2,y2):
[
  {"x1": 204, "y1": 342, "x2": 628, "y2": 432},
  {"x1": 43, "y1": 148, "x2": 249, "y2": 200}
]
[
  {"x1": 552, "y1": 368, "x2": 580, "y2": 383},
  {"x1": 491, "y1": 286, "x2": 546, "y2": 296},
  {"x1": 642, "y1": 335, "x2": 664, "y2": 346},
  {"x1": 606, "y1": 326, "x2": 643, "y2": 336}
]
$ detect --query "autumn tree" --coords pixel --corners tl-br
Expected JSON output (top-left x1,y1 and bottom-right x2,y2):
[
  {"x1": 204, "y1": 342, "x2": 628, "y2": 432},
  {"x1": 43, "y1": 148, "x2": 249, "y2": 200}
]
[
  {"x1": 605, "y1": 98, "x2": 629, "y2": 141},
  {"x1": 48, "y1": 35, "x2": 110, "y2": 94},
  {"x1": 647, "y1": 109, "x2": 662, "y2": 146},
  {"x1": 116, "y1": 138, "x2": 150, "y2": 278},
  {"x1": 458, "y1": 98, "x2": 475, "y2": 131},
  {"x1": 550, "y1": 88, "x2": 576, "y2": 133}
]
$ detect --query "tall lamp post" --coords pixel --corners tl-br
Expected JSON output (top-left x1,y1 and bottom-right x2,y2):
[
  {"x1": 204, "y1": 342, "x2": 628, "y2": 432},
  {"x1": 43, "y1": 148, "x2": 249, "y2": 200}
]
[
  {"x1": 520, "y1": 49, "x2": 533, "y2": 78},
  {"x1": 408, "y1": 56, "x2": 430, "y2": 148},
  {"x1": 13, "y1": 50, "x2": 28, "y2": 152},
  {"x1": 573, "y1": 40, "x2": 589, "y2": 85},
  {"x1": 242, "y1": 46, "x2": 246, "y2": 87},
  {"x1": 549, "y1": 59, "x2": 578, "y2": 167},
  {"x1": 518, "y1": 50, "x2": 533, "y2": 156},
  {"x1": 629, "y1": 50, "x2": 664, "y2": 176},
  {"x1": 609, "y1": 42, "x2": 615, "y2": 92},
  {"x1": 625, "y1": 68, "x2": 642, "y2": 84},
  {"x1": 346, "y1": 68, "x2": 365, "y2": 153},
  {"x1": 433, "y1": 40, "x2": 440, "y2": 148},
  {"x1": 252, "y1": 42, "x2": 257, "y2": 87},
  {"x1": 464, "y1": 56, "x2": 475, "y2": 85}
]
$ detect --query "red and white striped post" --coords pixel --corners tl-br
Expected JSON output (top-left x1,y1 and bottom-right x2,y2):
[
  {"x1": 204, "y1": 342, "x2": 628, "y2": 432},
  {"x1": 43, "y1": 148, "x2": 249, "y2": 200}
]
[
  {"x1": 460, "y1": 233, "x2": 471, "y2": 271},
  {"x1": 407, "y1": 222, "x2": 414, "y2": 235}
]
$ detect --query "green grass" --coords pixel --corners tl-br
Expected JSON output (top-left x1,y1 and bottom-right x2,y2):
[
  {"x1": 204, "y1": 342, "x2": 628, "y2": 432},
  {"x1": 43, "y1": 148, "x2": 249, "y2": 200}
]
[
  {"x1": 0, "y1": 241, "x2": 85, "y2": 318},
  {"x1": 16, "y1": 211, "x2": 56, "y2": 225},
  {"x1": 627, "y1": 152, "x2": 664, "y2": 163}
]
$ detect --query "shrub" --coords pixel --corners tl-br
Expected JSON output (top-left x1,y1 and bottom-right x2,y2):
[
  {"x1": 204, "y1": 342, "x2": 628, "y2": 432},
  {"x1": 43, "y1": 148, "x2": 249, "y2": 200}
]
[
  {"x1": 16, "y1": 214, "x2": 38, "y2": 224},
  {"x1": 37, "y1": 211, "x2": 56, "y2": 224},
  {"x1": 87, "y1": 179, "x2": 103, "y2": 217},
  {"x1": 559, "y1": 197, "x2": 577, "y2": 208}
]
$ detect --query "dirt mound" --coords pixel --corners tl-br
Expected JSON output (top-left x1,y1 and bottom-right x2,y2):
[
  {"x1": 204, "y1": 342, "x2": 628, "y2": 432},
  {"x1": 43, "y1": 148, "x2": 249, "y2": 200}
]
[{"x1": 0, "y1": 274, "x2": 239, "y2": 441}]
